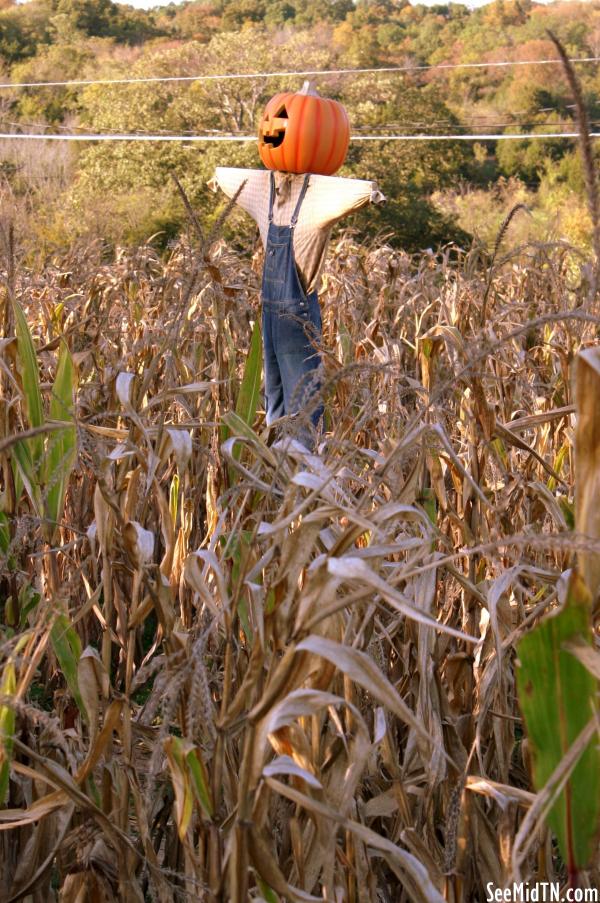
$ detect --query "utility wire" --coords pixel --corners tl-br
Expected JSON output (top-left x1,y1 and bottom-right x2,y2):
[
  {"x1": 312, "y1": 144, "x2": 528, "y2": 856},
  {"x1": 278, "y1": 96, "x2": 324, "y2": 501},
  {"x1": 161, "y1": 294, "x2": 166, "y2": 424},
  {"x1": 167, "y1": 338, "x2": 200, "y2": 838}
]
[
  {"x1": 0, "y1": 56, "x2": 597, "y2": 91},
  {"x1": 3, "y1": 117, "x2": 591, "y2": 137},
  {"x1": 0, "y1": 131, "x2": 596, "y2": 142},
  {"x1": 3, "y1": 112, "x2": 587, "y2": 137},
  {"x1": 351, "y1": 120, "x2": 597, "y2": 132},
  {"x1": 353, "y1": 132, "x2": 600, "y2": 142}
]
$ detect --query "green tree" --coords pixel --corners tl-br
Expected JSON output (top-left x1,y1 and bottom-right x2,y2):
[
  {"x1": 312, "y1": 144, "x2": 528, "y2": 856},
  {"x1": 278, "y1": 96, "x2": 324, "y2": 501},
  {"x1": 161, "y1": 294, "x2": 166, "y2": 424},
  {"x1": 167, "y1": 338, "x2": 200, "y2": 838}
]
[
  {"x1": 0, "y1": 1, "x2": 53, "y2": 63},
  {"x1": 340, "y1": 77, "x2": 473, "y2": 248},
  {"x1": 11, "y1": 42, "x2": 95, "y2": 123},
  {"x1": 49, "y1": 0, "x2": 162, "y2": 43},
  {"x1": 69, "y1": 29, "x2": 335, "y2": 243},
  {"x1": 497, "y1": 134, "x2": 566, "y2": 185}
]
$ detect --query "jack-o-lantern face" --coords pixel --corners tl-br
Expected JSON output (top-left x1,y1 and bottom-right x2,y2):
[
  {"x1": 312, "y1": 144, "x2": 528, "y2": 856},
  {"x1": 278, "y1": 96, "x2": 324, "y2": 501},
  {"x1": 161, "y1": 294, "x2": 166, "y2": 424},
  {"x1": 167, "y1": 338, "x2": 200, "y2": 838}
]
[{"x1": 258, "y1": 81, "x2": 350, "y2": 176}]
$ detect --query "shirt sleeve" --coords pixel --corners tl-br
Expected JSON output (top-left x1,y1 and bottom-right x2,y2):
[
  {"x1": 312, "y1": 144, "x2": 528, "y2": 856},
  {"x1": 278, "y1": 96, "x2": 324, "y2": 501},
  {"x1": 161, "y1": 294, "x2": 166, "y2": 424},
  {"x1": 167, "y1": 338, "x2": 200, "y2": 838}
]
[
  {"x1": 212, "y1": 168, "x2": 268, "y2": 225},
  {"x1": 306, "y1": 175, "x2": 386, "y2": 229}
]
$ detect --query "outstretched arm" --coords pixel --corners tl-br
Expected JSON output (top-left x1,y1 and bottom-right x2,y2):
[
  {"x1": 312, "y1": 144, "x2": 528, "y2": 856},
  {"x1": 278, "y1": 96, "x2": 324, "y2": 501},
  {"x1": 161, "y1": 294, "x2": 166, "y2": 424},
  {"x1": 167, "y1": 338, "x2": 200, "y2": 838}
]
[
  {"x1": 211, "y1": 168, "x2": 269, "y2": 225},
  {"x1": 303, "y1": 174, "x2": 385, "y2": 230}
]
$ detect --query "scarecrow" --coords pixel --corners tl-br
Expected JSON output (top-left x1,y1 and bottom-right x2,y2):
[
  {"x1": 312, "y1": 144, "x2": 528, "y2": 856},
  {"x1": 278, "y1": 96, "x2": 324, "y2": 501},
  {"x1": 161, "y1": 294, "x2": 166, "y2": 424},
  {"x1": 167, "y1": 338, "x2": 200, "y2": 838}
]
[{"x1": 213, "y1": 80, "x2": 384, "y2": 445}]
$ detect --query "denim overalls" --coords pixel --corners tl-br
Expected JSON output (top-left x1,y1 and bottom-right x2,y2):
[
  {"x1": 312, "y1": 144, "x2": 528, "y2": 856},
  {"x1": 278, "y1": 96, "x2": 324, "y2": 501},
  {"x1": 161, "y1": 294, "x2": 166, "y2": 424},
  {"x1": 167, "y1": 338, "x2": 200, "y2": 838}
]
[{"x1": 261, "y1": 172, "x2": 323, "y2": 436}]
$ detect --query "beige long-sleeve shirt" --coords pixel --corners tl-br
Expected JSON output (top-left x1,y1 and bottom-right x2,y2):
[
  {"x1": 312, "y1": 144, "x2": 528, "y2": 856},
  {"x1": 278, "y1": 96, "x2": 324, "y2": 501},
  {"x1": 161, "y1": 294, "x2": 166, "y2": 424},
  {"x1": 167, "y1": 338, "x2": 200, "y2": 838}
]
[{"x1": 213, "y1": 168, "x2": 385, "y2": 293}]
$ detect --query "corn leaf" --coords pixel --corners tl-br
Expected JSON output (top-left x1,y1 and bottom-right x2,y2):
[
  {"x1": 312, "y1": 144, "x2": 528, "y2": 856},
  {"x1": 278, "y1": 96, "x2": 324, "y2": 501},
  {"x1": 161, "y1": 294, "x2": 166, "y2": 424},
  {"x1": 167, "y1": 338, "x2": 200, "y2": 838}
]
[
  {"x1": 0, "y1": 660, "x2": 16, "y2": 805},
  {"x1": 0, "y1": 513, "x2": 9, "y2": 554},
  {"x1": 186, "y1": 747, "x2": 214, "y2": 820},
  {"x1": 12, "y1": 438, "x2": 43, "y2": 518},
  {"x1": 164, "y1": 736, "x2": 194, "y2": 839},
  {"x1": 19, "y1": 583, "x2": 41, "y2": 628},
  {"x1": 44, "y1": 341, "x2": 77, "y2": 536},
  {"x1": 257, "y1": 878, "x2": 280, "y2": 903},
  {"x1": 50, "y1": 613, "x2": 86, "y2": 722},
  {"x1": 516, "y1": 570, "x2": 600, "y2": 877},
  {"x1": 11, "y1": 460, "x2": 23, "y2": 509},
  {"x1": 12, "y1": 300, "x2": 44, "y2": 465},
  {"x1": 235, "y1": 317, "x2": 262, "y2": 429},
  {"x1": 223, "y1": 318, "x2": 262, "y2": 484},
  {"x1": 221, "y1": 530, "x2": 253, "y2": 640},
  {"x1": 295, "y1": 635, "x2": 449, "y2": 758}
]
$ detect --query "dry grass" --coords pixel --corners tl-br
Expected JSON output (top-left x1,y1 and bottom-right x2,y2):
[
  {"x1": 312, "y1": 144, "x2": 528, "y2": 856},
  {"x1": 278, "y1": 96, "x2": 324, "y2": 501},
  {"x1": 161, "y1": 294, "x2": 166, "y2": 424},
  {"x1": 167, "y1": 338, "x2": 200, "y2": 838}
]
[{"x1": 0, "y1": 216, "x2": 598, "y2": 902}]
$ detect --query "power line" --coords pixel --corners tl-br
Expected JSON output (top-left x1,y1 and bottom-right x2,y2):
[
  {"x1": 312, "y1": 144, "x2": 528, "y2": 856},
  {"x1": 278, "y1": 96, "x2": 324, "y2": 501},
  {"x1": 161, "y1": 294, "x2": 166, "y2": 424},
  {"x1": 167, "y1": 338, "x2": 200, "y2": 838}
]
[
  {"x1": 4, "y1": 111, "x2": 585, "y2": 137},
  {"x1": 352, "y1": 120, "x2": 597, "y2": 132},
  {"x1": 3, "y1": 116, "x2": 590, "y2": 137},
  {"x1": 0, "y1": 131, "x2": 596, "y2": 142},
  {"x1": 0, "y1": 56, "x2": 597, "y2": 91},
  {"x1": 0, "y1": 116, "x2": 208, "y2": 137},
  {"x1": 353, "y1": 132, "x2": 600, "y2": 142}
]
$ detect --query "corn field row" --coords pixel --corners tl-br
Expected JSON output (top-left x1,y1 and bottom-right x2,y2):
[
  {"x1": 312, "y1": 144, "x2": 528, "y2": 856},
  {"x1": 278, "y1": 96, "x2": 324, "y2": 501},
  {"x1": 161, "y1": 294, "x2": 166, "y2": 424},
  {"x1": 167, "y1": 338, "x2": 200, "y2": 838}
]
[{"x1": 1, "y1": 214, "x2": 599, "y2": 902}]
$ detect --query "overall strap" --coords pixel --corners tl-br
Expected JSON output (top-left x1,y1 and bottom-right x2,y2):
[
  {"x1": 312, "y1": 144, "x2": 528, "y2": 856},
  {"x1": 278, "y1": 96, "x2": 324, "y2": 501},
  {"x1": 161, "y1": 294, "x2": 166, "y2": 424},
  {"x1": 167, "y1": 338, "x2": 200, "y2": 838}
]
[
  {"x1": 290, "y1": 174, "x2": 310, "y2": 229},
  {"x1": 267, "y1": 171, "x2": 276, "y2": 224}
]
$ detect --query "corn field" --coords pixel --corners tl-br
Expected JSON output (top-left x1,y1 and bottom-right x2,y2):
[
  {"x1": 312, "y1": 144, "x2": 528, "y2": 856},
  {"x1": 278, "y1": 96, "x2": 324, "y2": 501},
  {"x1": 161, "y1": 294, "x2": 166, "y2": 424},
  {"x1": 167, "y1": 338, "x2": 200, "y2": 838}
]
[{"x1": 2, "y1": 196, "x2": 600, "y2": 903}]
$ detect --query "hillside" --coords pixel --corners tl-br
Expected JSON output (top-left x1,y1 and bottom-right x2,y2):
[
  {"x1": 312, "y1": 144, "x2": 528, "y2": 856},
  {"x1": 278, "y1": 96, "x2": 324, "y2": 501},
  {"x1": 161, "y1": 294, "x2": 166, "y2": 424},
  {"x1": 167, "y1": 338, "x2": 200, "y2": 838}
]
[{"x1": 0, "y1": 0, "x2": 596, "y2": 253}]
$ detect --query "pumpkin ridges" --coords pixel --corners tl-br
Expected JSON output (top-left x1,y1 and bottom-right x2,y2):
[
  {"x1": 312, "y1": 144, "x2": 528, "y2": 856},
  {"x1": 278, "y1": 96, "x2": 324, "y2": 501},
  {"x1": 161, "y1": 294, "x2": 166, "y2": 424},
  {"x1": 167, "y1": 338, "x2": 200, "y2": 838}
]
[
  {"x1": 327, "y1": 99, "x2": 345, "y2": 173},
  {"x1": 319, "y1": 100, "x2": 343, "y2": 175},
  {"x1": 319, "y1": 103, "x2": 338, "y2": 175},
  {"x1": 258, "y1": 86, "x2": 350, "y2": 176},
  {"x1": 331, "y1": 103, "x2": 350, "y2": 173},
  {"x1": 300, "y1": 96, "x2": 322, "y2": 174},
  {"x1": 293, "y1": 94, "x2": 310, "y2": 174},
  {"x1": 307, "y1": 99, "x2": 322, "y2": 174},
  {"x1": 280, "y1": 91, "x2": 294, "y2": 173}
]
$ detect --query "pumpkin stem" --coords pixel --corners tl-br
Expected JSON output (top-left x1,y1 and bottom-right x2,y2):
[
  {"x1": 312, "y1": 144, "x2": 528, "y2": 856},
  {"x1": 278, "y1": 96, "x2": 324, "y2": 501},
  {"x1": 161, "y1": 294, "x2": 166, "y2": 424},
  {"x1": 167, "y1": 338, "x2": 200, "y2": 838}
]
[{"x1": 299, "y1": 80, "x2": 320, "y2": 96}]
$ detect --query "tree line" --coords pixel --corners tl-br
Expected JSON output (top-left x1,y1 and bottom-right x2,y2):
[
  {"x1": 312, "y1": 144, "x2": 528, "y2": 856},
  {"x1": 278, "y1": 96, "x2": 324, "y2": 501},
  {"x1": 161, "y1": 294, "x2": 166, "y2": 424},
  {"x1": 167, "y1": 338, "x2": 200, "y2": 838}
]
[{"x1": 0, "y1": 0, "x2": 596, "y2": 255}]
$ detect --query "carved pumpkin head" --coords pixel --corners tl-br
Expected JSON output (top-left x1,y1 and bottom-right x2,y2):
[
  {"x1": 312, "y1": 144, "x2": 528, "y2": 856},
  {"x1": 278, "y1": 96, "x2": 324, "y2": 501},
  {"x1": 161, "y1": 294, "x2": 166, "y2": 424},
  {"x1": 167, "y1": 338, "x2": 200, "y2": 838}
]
[{"x1": 258, "y1": 80, "x2": 350, "y2": 176}]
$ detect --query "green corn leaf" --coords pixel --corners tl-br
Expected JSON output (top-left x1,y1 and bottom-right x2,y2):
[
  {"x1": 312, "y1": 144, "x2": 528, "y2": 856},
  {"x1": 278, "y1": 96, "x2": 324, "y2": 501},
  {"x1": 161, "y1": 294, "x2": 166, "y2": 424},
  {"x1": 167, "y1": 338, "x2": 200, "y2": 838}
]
[
  {"x1": 421, "y1": 487, "x2": 437, "y2": 527},
  {"x1": 44, "y1": 341, "x2": 77, "y2": 537},
  {"x1": 19, "y1": 583, "x2": 41, "y2": 628},
  {"x1": 164, "y1": 736, "x2": 194, "y2": 839},
  {"x1": 222, "y1": 409, "x2": 274, "y2": 488},
  {"x1": 221, "y1": 530, "x2": 253, "y2": 641},
  {"x1": 12, "y1": 438, "x2": 43, "y2": 518},
  {"x1": 12, "y1": 300, "x2": 44, "y2": 465},
  {"x1": 222, "y1": 410, "x2": 260, "y2": 444},
  {"x1": 0, "y1": 513, "x2": 9, "y2": 555},
  {"x1": 548, "y1": 441, "x2": 570, "y2": 492},
  {"x1": 256, "y1": 878, "x2": 280, "y2": 903},
  {"x1": 222, "y1": 320, "x2": 262, "y2": 483},
  {"x1": 224, "y1": 317, "x2": 262, "y2": 485},
  {"x1": 0, "y1": 631, "x2": 27, "y2": 803},
  {"x1": 186, "y1": 747, "x2": 214, "y2": 820},
  {"x1": 516, "y1": 570, "x2": 600, "y2": 878},
  {"x1": 12, "y1": 460, "x2": 23, "y2": 508},
  {"x1": 0, "y1": 660, "x2": 16, "y2": 805},
  {"x1": 50, "y1": 612, "x2": 87, "y2": 722},
  {"x1": 235, "y1": 317, "x2": 262, "y2": 429},
  {"x1": 86, "y1": 774, "x2": 102, "y2": 809}
]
